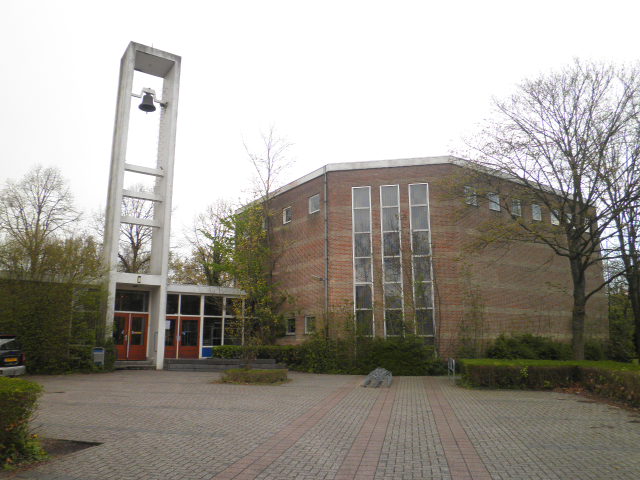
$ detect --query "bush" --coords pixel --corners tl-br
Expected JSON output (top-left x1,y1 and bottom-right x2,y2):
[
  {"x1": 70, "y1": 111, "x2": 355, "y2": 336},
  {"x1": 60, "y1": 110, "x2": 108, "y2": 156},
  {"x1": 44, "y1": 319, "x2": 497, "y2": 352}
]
[
  {"x1": 0, "y1": 378, "x2": 46, "y2": 468},
  {"x1": 213, "y1": 336, "x2": 446, "y2": 375},
  {"x1": 460, "y1": 359, "x2": 640, "y2": 408},
  {"x1": 486, "y1": 334, "x2": 572, "y2": 360},
  {"x1": 584, "y1": 340, "x2": 606, "y2": 361},
  {"x1": 220, "y1": 368, "x2": 288, "y2": 384}
]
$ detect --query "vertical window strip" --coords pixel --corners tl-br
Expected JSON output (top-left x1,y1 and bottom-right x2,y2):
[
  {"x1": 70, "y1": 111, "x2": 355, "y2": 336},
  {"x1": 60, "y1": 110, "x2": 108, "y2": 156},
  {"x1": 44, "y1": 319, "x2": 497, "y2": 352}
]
[
  {"x1": 409, "y1": 183, "x2": 435, "y2": 337},
  {"x1": 380, "y1": 185, "x2": 403, "y2": 336},
  {"x1": 352, "y1": 186, "x2": 374, "y2": 336}
]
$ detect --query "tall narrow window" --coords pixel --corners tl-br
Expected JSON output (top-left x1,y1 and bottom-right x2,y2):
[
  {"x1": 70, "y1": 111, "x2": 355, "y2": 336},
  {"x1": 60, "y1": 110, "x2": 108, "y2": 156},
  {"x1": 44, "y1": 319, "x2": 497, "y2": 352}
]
[
  {"x1": 532, "y1": 203, "x2": 542, "y2": 221},
  {"x1": 409, "y1": 183, "x2": 435, "y2": 337},
  {"x1": 551, "y1": 209, "x2": 560, "y2": 225},
  {"x1": 511, "y1": 199, "x2": 522, "y2": 217},
  {"x1": 282, "y1": 206, "x2": 292, "y2": 224},
  {"x1": 464, "y1": 186, "x2": 478, "y2": 206},
  {"x1": 352, "y1": 186, "x2": 373, "y2": 335},
  {"x1": 308, "y1": 194, "x2": 320, "y2": 214},
  {"x1": 488, "y1": 193, "x2": 500, "y2": 211},
  {"x1": 380, "y1": 185, "x2": 403, "y2": 336}
]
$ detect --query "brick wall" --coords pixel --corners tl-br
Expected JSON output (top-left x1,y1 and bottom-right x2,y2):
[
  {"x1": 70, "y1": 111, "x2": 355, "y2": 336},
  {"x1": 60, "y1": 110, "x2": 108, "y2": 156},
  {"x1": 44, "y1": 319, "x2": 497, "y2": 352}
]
[{"x1": 267, "y1": 161, "x2": 609, "y2": 356}]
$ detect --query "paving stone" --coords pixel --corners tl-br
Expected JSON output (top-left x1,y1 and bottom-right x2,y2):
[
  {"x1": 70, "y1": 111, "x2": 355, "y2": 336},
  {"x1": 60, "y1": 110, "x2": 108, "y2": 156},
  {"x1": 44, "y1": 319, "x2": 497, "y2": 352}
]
[{"x1": 5, "y1": 371, "x2": 639, "y2": 480}]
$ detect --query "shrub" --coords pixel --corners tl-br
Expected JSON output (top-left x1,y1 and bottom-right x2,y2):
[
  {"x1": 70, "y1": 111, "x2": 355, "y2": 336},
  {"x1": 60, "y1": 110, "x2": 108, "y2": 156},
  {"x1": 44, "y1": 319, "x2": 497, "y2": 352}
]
[
  {"x1": 584, "y1": 340, "x2": 606, "y2": 361},
  {"x1": 220, "y1": 368, "x2": 288, "y2": 384},
  {"x1": 460, "y1": 359, "x2": 640, "y2": 408},
  {"x1": 0, "y1": 378, "x2": 46, "y2": 468},
  {"x1": 214, "y1": 336, "x2": 445, "y2": 375},
  {"x1": 486, "y1": 334, "x2": 572, "y2": 360},
  {"x1": 579, "y1": 367, "x2": 640, "y2": 407}
]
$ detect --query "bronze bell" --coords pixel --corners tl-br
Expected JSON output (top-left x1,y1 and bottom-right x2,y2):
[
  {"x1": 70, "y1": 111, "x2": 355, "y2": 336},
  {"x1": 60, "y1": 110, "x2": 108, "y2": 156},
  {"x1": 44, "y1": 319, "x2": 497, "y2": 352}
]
[{"x1": 139, "y1": 92, "x2": 156, "y2": 113}]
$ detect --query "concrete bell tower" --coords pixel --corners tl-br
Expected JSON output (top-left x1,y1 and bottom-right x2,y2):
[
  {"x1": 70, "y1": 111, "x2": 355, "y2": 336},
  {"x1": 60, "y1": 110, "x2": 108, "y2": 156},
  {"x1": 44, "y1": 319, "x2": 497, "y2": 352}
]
[{"x1": 104, "y1": 42, "x2": 181, "y2": 370}]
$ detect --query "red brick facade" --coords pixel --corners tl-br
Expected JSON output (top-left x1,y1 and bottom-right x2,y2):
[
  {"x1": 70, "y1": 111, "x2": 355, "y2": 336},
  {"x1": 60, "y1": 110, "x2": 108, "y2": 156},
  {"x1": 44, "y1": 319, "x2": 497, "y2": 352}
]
[{"x1": 268, "y1": 157, "x2": 608, "y2": 356}]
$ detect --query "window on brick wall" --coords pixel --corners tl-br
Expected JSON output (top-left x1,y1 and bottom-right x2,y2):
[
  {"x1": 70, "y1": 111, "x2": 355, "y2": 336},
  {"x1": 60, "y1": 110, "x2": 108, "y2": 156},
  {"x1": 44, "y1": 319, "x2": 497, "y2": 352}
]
[
  {"x1": 551, "y1": 209, "x2": 560, "y2": 225},
  {"x1": 352, "y1": 186, "x2": 374, "y2": 336},
  {"x1": 464, "y1": 186, "x2": 478, "y2": 206},
  {"x1": 409, "y1": 183, "x2": 435, "y2": 337},
  {"x1": 308, "y1": 194, "x2": 320, "y2": 214},
  {"x1": 286, "y1": 317, "x2": 296, "y2": 335},
  {"x1": 380, "y1": 185, "x2": 404, "y2": 336},
  {"x1": 282, "y1": 206, "x2": 292, "y2": 224},
  {"x1": 532, "y1": 203, "x2": 542, "y2": 221},
  {"x1": 304, "y1": 316, "x2": 315, "y2": 334},
  {"x1": 511, "y1": 199, "x2": 522, "y2": 217},
  {"x1": 488, "y1": 193, "x2": 500, "y2": 211}
]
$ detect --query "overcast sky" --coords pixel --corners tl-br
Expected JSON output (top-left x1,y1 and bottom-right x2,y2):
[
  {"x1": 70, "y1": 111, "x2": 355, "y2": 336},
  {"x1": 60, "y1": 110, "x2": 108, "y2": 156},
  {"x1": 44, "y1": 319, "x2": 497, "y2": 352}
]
[{"x1": 2, "y1": 0, "x2": 639, "y2": 247}]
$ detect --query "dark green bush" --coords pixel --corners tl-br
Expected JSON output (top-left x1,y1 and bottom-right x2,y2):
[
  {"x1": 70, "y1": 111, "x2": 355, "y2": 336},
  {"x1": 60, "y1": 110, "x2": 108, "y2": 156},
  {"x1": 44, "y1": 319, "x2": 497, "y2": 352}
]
[
  {"x1": 486, "y1": 334, "x2": 572, "y2": 360},
  {"x1": 220, "y1": 368, "x2": 288, "y2": 384},
  {"x1": 460, "y1": 359, "x2": 640, "y2": 408},
  {"x1": 0, "y1": 378, "x2": 45, "y2": 468},
  {"x1": 579, "y1": 367, "x2": 640, "y2": 407},
  {"x1": 214, "y1": 336, "x2": 445, "y2": 375},
  {"x1": 584, "y1": 340, "x2": 606, "y2": 361}
]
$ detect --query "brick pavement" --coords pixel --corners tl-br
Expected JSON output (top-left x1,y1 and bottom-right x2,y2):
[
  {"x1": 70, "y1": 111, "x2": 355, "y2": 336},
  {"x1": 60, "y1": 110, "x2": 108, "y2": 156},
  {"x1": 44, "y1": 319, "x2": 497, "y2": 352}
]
[{"x1": 3, "y1": 371, "x2": 640, "y2": 480}]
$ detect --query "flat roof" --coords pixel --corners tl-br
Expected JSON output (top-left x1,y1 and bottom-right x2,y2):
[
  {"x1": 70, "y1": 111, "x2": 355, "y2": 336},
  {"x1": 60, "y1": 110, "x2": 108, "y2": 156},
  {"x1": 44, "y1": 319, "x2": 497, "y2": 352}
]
[{"x1": 271, "y1": 155, "x2": 463, "y2": 198}]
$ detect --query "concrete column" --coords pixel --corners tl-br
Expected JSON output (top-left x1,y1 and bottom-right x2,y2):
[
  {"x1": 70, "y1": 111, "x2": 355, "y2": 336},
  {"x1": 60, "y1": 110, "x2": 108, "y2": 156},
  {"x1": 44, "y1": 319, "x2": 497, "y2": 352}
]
[{"x1": 104, "y1": 43, "x2": 181, "y2": 370}]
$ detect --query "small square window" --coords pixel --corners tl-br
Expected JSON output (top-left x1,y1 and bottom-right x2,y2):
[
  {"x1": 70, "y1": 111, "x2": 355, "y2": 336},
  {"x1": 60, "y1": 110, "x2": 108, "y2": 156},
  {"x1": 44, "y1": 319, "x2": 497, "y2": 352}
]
[
  {"x1": 531, "y1": 203, "x2": 542, "y2": 221},
  {"x1": 464, "y1": 186, "x2": 477, "y2": 206},
  {"x1": 488, "y1": 193, "x2": 500, "y2": 211},
  {"x1": 304, "y1": 316, "x2": 316, "y2": 334},
  {"x1": 308, "y1": 194, "x2": 320, "y2": 214},
  {"x1": 286, "y1": 317, "x2": 296, "y2": 335},
  {"x1": 551, "y1": 209, "x2": 560, "y2": 225},
  {"x1": 282, "y1": 206, "x2": 292, "y2": 224},
  {"x1": 511, "y1": 199, "x2": 522, "y2": 217}
]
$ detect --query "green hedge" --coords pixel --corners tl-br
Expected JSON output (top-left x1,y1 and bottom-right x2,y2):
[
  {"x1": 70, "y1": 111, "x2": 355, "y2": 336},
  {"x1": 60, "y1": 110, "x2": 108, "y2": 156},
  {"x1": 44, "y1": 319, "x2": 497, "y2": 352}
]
[
  {"x1": 213, "y1": 336, "x2": 447, "y2": 375},
  {"x1": 460, "y1": 359, "x2": 640, "y2": 408},
  {"x1": 0, "y1": 378, "x2": 45, "y2": 468},
  {"x1": 220, "y1": 368, "x2": 288, "y2": 384},
  {"x1": 0, "y1": 280, "x2": 108, "y2": 374}
]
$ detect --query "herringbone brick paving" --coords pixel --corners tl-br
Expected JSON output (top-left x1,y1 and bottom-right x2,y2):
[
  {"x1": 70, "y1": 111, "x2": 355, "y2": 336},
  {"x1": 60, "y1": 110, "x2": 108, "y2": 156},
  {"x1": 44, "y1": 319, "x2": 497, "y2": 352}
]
[{"x1": 3, "y1": 371, "x2": 640, "y2": 480}]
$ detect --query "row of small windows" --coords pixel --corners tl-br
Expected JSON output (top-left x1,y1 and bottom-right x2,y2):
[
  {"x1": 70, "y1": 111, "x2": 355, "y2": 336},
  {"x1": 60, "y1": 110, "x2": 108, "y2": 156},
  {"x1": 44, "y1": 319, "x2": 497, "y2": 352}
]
[
  {"x1": 282, "y1": 193, "x2": 320, "y2": 224},
  {"x1": 465, "y1": 187, "x2": 568, "y2": 224},
  {"x1": 285, "y1": 316, "x2": 316, "y2": 335}
]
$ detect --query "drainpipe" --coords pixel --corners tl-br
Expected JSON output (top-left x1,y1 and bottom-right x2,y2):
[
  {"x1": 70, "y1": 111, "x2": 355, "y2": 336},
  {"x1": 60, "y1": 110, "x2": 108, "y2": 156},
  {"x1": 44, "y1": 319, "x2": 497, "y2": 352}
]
[{"x1": 323, "y1": 166, "x2": 329, "y2": 335}]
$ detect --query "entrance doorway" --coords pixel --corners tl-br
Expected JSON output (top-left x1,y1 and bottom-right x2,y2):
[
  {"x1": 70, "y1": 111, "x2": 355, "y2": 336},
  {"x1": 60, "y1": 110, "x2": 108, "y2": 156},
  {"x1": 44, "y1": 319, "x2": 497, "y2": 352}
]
[
  {"x1": 113, "y1": 313, "x2": 148, "y2": 360},
  {"x1": 164, "y1": 316, "x2": 200, "y2": 359}
]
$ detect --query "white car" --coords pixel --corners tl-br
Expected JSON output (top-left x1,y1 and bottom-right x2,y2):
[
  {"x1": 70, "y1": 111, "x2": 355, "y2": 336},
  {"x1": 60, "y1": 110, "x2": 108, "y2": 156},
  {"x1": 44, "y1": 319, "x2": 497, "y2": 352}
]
[{"x1": 0, "y1": 335, "x2": 27, "y2": 377}]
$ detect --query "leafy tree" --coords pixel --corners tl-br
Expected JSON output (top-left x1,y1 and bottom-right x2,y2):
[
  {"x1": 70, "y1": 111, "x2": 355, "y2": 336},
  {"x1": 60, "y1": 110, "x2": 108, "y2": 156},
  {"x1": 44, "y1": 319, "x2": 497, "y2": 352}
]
[
  {"x1": 174, "y1": 200, "x2": 234, "y2": 286},
  {"x1": 466, "y1": 60, "x2": 640, "y2": 359}
]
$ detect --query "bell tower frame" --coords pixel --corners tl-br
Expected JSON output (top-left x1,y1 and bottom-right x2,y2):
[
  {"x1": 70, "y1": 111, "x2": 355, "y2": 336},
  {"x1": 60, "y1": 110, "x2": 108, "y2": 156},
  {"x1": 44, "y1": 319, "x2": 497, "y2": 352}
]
[{"x1": 104, "y1": 42, "x2": 181, "y2": 370}]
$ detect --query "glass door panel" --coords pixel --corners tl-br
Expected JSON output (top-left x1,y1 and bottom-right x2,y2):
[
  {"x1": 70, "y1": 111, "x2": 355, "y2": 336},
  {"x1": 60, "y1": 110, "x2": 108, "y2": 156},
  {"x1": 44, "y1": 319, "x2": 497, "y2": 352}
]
[
  {"x1": 178, "y1": 317, "x2": 199, "y2": 359},
  {"x1": 164, "y1": 317, "x2": 178, "y2": 359}
]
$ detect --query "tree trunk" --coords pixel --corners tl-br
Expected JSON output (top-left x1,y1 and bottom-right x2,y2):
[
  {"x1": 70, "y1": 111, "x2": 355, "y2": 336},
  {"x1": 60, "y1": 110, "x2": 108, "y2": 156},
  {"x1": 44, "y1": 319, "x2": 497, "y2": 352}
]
[
  {"x1": 570, "y1": 257, "x2": 587, "y2": 360},
  {"x1": 627, "y1": 269, "x2": 640, "y2": 357}
]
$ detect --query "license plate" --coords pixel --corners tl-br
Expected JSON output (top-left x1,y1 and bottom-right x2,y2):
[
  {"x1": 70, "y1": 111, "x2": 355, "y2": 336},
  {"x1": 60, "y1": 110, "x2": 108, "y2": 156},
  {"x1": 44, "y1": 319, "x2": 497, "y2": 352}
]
[{"x1": 4, "y1": 357, "x2": 18, "y2": 363}]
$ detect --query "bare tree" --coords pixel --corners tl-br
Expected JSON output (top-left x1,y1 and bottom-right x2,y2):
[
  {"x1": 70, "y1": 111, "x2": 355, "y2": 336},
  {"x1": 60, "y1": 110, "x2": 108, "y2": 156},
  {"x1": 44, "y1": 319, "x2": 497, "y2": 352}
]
[
  {"x1": 467, "y1": 60, "x2": 640, "y2": 359},
  {"x1": 602, "y1": 126, "x2": 640, "y2": 355},
  {"x1": 118, "y1": 186, "x2": 154, "y2": 273},
  {"x1": 244, "y1": 126, "x2": 293, "y2": 232},
  {"x1": 92, "y1": 184, "x2": 154, "y2": 273},
  {"x1": 0, "y1": 166, "x2": 80, "y2": 278}
]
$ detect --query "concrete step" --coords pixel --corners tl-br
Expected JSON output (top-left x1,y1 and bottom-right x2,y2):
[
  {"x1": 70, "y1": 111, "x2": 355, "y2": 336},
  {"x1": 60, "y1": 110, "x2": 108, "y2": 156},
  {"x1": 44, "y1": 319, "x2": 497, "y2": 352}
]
[
  {"x1": 164, "y1": 358, "x2": 276, "y2": 365},
  {"x1": 163, "y1": 358, "x2": 286, "y2": 371},
  {"x1": 114, "y1": 360, "x2": 155, "y2": 370}
]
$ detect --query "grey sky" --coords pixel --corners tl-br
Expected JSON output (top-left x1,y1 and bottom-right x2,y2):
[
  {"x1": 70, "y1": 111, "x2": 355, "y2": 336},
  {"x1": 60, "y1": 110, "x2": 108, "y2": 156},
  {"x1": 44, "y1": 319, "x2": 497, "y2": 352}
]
[{"x1": 1, "y1": 0, "x2": 639, "y2": 245}]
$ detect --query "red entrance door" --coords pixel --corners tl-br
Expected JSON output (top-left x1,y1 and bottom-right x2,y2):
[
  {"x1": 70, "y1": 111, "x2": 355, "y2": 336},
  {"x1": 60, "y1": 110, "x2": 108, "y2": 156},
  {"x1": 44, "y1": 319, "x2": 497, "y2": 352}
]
[
  {"x1": 113, "y1": 313, "x2": 148, "y2": 360},
  {"x1": 164, "y1": 316, "x2": 199, "y2": 359}
]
